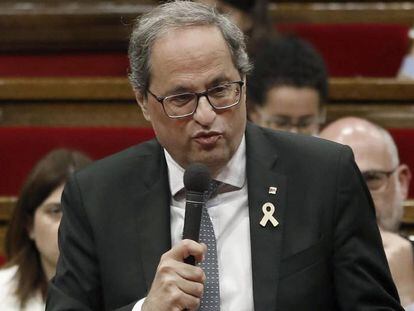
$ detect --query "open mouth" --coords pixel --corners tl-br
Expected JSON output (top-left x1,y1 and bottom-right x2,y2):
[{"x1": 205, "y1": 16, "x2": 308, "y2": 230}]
[{"x1": 193, "y1": 132, "x2": 222, "y2": 148}]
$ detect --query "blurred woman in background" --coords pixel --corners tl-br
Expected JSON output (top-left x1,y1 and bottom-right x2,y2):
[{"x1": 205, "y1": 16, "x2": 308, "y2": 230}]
[{"x1": 0, "y1": 148, "x2": 92, "y2": 310}]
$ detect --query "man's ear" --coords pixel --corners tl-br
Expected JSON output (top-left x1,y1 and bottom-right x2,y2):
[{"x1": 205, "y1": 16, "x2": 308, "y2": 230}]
[
  {"x1": 248, "y1": 104, "x2": 261, "y2": 123},
  {"x1": 135, "y1": 90, "x2": 151, "y2": 122},
  {"x1": 398, "y1": 164, "x2": 412, "y2": 200}
]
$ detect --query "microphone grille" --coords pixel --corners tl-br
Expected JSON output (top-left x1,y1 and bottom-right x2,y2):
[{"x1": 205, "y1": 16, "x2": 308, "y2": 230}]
[{"x1": 183, "y1": 163, "x2": 211, "y2": 192}]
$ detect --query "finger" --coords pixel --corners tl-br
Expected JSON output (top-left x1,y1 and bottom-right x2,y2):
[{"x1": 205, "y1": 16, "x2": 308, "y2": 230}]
[
  {"x1": 174, "y1": 291, "x2": 201, "y2": 311},
  {"x1": 176, "y1": 277, "x2": 204, "y2": 299},
  {"x1": 175, "y1": 261, "x2": 206, "y2": 283},
  {"x1": 158, "y1": 259, "x2": 205, "y2": 283},
  {"x1": 163, "y1": 239, "x2": 206, "y2": 263}
]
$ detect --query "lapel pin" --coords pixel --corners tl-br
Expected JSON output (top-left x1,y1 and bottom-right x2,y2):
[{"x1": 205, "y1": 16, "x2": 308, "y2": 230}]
[
  {"x1": 268, "y1": 186, "x2": 278, "y2": 195},
  {"x1": 260, "y1": 202, "x2": 279, "y2": 227}
]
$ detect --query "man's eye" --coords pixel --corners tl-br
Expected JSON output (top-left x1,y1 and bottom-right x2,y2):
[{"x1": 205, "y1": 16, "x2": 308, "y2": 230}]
[
  {"x1": 363, "y1": 173, "x2": 382, "y2": 181},
  {"x1": 169, "y1": 94, "x2": 194, "y2": 106},
  {"x1": 271, "y1": 118, "x2": 289, "y2": 127},
  {"x1": 209, "y1": 85, "x2": 229, "y2": 97},
  {"x1": 297, "y1": 119, "x2": 313, "y2": 128}
]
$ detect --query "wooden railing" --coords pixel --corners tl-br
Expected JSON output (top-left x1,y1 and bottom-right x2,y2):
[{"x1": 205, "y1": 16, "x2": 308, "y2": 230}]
[
  {"x1": 0, "y1": 77, "x2": 149, "y2": 127},
  {"x1": 269, "y1": 2, "x2": 414, "y2": 25},
  {"x1": 1, "y1": 77, "x2": 414, "y2": 128},
  {"x1": 0, "y1": 197, "x2": 16, "y2": 258},
  {"x1": 0, "y1": 1, "x2": 413, "y2": 52}
]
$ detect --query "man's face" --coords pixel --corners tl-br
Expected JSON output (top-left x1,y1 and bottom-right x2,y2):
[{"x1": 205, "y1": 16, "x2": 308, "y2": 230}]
[
  {"x1": 349, "y1": 138, "x2": 408, "y2": 232},
  {"x1": 250, "y1": 85, "x2": 321, "y2": 136},
  {"x1": 137, "y1": 26, "x2": 246, "y2": 176}
]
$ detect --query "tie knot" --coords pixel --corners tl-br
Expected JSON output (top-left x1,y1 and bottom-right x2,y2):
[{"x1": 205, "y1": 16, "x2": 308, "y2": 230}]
[{"x1": 205, "y1": 180, "x2": 221, "y2": 200}]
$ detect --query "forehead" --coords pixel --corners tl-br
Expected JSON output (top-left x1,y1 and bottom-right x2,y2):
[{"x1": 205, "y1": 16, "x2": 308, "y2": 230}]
[
  {"x1": 262, "y1": 86, "x2": 320, "y2": 116},
  {"x1": 342, "y1": 133, "x2": 394, "y2": 171},
  {"x1": 40, "y1": 184, "x2": 64, "y2": 206},
  {"x1": 149, "y1": 25, "x2": 239, "y2": 89}
]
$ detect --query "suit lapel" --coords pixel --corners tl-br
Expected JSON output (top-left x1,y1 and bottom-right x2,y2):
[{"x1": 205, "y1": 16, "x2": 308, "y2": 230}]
[
  {"x1": 130, "y1": 126, "x2": 287, "y2": 305},
  {"x1": 246, "y1": 123, "x2": 287, "y2": 311},
  {"x1": 132, "y1": 142, "x2": 172, "y2": 291}
]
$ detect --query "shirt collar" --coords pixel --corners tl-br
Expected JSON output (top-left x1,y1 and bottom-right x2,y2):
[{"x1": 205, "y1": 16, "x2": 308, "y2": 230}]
[{"x1": 164, "y1": 135, "x2": 246, "y2": 197}]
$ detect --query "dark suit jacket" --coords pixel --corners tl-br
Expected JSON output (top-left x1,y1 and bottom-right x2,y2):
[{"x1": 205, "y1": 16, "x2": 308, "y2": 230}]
[{"x1": 47, "y1": 123, "x2": 403, "y2": 310}]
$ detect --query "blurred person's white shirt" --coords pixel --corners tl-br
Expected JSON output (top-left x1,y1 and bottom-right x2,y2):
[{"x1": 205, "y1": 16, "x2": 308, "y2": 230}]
[{"x1": 0, "y1": 265, "x2": 44, "y2": 311}]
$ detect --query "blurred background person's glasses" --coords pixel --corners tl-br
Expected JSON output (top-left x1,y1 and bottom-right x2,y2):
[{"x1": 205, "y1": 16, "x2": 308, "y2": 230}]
[
  {"x1": 362, "y1": 168, "x2": 398, "y2": 192},
  {"x1": 258, "y1": 113, "x2": 322, "y2": 135}
]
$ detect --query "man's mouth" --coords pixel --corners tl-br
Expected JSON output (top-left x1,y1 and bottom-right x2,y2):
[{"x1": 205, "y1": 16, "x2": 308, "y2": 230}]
[{"x1": 193, "y1": 131, "x2": 222, "y2": 148}]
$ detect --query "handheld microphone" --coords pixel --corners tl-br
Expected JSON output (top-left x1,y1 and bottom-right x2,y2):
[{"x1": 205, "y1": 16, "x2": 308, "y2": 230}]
[{"x1": 182, "y1": 163, "x2": 211, "y2": 265}]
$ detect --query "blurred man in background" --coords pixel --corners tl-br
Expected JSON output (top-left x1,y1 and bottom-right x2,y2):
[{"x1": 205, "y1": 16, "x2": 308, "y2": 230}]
[
  {"x1": 194, "y1": 0, "x2": 274, "y2": 56},
  {"x1": 248, "y1": 35, "x2": 328, "y2": 136},
  {"x1": 320, "y1": 117, "x2": 414, "y2": 308}
]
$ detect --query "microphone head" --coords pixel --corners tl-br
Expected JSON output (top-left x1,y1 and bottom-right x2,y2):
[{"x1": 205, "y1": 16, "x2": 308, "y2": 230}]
[{"x1": 184, "y1": 163, "x2": 211, "y2": 193}]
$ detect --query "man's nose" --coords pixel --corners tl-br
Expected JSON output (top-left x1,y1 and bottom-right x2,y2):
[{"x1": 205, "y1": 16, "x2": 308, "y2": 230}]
[{"x1": 193, "y1": 96, "x2": 216, "y2": 126}]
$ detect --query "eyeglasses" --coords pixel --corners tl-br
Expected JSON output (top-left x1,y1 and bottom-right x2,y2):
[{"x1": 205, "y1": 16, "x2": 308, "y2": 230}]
[
  {"x1": 362, "y1": 168, "x2": 397, "y2": 192},
  {"x1": 260, "y1": 114, "x2": 320, "y2": 134},
  {"x1": 147, "y1": 81, "x2": 244, "y2": 119}
]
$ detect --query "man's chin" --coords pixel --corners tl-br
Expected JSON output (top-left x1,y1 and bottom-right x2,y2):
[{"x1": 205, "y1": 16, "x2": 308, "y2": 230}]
[{"x1": 189, "y1": 150, "x2": 229, "y2": 173}]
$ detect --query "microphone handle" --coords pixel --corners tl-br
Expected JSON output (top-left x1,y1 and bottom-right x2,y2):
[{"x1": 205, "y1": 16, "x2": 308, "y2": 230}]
[{"x1": 182, "y1": 191, "x2": 204, "y2": 266}]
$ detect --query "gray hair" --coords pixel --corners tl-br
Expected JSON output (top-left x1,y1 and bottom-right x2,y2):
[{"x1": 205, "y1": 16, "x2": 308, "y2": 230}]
[{"x1": 128, "y1": 0, "x2": 251, "y2": 92}]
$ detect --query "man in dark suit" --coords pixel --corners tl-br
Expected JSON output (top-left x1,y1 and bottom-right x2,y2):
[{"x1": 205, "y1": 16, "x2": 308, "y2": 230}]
[{"x1": 47, "y1": 2, "x2": 403, "y2": 310}]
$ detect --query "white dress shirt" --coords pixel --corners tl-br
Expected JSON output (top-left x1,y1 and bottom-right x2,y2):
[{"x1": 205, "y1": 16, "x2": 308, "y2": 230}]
[
  {"x1": 0, "y1": 265, "x2": 45, "y2": 311},
  {"x1": 134, "y1": 135, "x2": 254, "y2": 310}
]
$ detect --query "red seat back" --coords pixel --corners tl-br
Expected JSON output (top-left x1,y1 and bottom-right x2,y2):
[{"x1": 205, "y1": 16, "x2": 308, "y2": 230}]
[
  {"x1": 0, "y1": 127, "x2": 155, "y2": 196},
  {"x1": 0, "y1": 52, "x2": 129, "y2": 77},
  {"x1": 389, "y1": 128, "x2": 414, "y2": 198},
  {"x1": 277, "y1": 23, "x2": 410, "y2": 77}
]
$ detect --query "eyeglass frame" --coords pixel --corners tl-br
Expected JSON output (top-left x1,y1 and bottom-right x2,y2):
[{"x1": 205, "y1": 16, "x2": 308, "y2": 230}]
[
  {"x1": 361, "y1": 167, "x2": 398, "y2": 192},
  {"x1": 259, "y1": 114, "x2": 322, "y2": 131},
  {"x1": 146, "y1": 80, "x2": 244, "y2": 119}
]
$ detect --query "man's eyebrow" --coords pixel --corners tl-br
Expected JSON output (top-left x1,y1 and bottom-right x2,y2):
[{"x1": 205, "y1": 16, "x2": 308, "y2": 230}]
[
  {"x1": 162, "y1": 76, "x2": 237, "y2": 95},
  {"x1": 208, "y1": 76, "x2": 236, "y2": 87},
  {"x1": 164, "y1": 86, "x2": 192, "y2": 96}
]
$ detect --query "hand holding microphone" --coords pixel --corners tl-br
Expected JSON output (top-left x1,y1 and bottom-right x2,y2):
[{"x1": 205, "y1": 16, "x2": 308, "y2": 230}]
[
  {"x1": 182, "y1": 163, "x2": 211, "y2": 265},
  {"x1": 142, "y1": 164, "x2": 210, "y2": 311}
]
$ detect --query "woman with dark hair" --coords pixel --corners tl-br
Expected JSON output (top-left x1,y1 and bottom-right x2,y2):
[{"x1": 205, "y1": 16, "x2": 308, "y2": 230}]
[{"x1": 0, "y1": 148, "x2": 92, "y2": 310}]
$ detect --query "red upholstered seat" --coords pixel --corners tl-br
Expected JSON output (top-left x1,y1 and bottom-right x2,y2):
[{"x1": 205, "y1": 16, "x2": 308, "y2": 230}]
[
  {"x1": 0, "y1": 127, "x2": 155, "y2": 196},
  {"x1": 0, "y1": 52, "x2": 129, "y2": 77},
  {"x1": 0, "y1": 126, "x2": 413, "y2": 198},
  {"x1": 277, "y1": 23, "x2": 410, "y2": 77},
  {"x1": 389, "y1": 128, "x2": 414, "y2": 198}
]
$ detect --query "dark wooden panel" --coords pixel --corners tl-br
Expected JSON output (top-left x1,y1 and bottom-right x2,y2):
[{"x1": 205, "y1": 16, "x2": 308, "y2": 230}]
[
  {"x1": 0, "y1": 197, "x2": 15, "y2": 222},
  {"x1": 0, "y1": 196, "x2": 15, "y2": 258},
  {"x1": 326, "y1": 104, "x2": 414, "y2": 129},
  {"x1": 2, "y1": 77, "x2": 414, "y2": 128},
  {"x1": 270, "y1": 2, "x2": 414, "y2": 25},
  {"x1": 0, "y1": 102, "x2": 150, "y2": 127},
  {"x1": 0, "y1": 1, "x2": 156, "y2": 52},
  {"x1": 330, "y1": 78, "x2": 414, "y2": 101},
  {"x1": 3, "y1": 77, "x2": 414, "y2": 101},
  {"x1": 1, "y1": 1, "x2": 414, "y2": 52}
]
